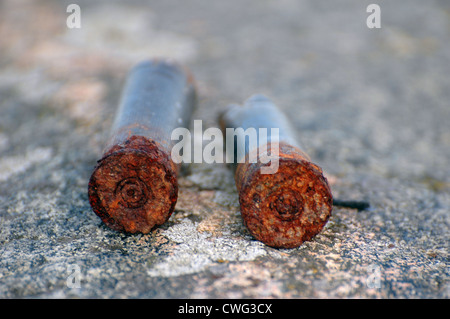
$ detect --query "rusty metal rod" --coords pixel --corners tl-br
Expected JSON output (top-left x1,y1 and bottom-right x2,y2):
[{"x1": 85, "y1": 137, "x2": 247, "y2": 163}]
[
  {"x1": 88, "y1": 59, "x2": 196, "y2": 233},
  {"x1": 220, "y1": 94, "x2": 333, "y2": 248},
  {"x1": 333, "y1": 199, "x2": 370, "y2": 211}
]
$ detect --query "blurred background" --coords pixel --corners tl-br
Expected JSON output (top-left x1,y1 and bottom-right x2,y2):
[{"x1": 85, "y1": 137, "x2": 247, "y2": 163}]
[{"x1": 1, "y1": 0, "x2": 449, "y2": 184}]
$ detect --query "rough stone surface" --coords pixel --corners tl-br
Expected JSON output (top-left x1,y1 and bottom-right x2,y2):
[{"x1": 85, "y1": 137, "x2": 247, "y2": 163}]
[{"x1": 0, "y1": 0, "x2": 449, "y2": 298}]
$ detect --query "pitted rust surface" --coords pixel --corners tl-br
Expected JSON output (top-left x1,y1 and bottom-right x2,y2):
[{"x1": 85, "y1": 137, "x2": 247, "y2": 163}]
[
  {"x1": 88, "y1": 135, "x2": 178, "y2": 233},
  {"x1": 88, "y1": 59, "x2": 195, "y2": 233},
  {"x1": 221, "y1": 95, "x2": 334, "y2": 249},
  {"x1": 235, "y1": 142, "x2": 333, "y2": 249}
]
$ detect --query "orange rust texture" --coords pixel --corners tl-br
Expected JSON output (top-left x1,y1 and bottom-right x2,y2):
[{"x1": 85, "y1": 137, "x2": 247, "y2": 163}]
[
  {"x1": 105, "y1": 123, "x2": 172, "y2": 155},
  {"x1": 88, "y1": 59, "x2": 195, "y2": 234},
  {"x1": 88, "y1": 135, "x2": 178, "y2": 233},
  {"x1": 235, "y1": 142, "x2": 333, "y2": 248}
]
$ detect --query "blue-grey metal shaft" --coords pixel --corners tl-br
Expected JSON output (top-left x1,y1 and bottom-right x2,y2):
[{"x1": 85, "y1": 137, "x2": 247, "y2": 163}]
[
  {"x1": 220, "y1": 94, "x2": 302, "y2": 163},
  {"x1": 106, "y1": 59, "x2": 196, "y2": 152}
]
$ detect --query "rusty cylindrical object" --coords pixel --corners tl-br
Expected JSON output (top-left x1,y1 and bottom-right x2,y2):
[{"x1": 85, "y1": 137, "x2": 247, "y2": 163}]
[
  {"x1": 220, "y1": 94, "x2": 333, "y2": 248},
  {"x1": 88, "y1": 59, "x2": 196, "y2": 233}
]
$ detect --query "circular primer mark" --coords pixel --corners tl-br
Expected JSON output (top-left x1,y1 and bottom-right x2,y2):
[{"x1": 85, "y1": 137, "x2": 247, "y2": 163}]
[{"x1": 116, "y1": 177, "x2": 149, "y2": 209}]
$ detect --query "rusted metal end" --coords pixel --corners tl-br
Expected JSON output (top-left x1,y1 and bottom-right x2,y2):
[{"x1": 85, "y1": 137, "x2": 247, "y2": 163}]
[
  {"x1": 221, "y1": 95, "x2": 333, "y2": 248},
  {"x1": 88, "y1": 136, "x2": 178, "y2": 233},
  {"x1": 235, "y1": 142, "x2": 333, "y2": 248},
  {"x1": 88, "y1": 59, "x2": 196, "y2": 233}
]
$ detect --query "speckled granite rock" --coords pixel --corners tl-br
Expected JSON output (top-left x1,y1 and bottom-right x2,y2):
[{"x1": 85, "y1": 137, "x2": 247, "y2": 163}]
[{"x1": 0, "y1": 0, "x2": 448, "y2": 298}]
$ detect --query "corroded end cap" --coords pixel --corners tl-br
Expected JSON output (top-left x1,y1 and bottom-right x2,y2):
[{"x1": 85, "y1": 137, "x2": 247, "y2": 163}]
[
  {"x1": 236, "y1": 143, "x2": 333, "y2": 248},
  {"x1": 88, "y1": 136, "x2": 178, "y2": 233}
]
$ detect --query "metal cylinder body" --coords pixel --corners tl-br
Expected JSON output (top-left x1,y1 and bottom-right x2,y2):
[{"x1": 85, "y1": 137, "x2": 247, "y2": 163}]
[
  {"x1": 88, "y1": 59, "x2": 196, "y2": 233},
  {"x1": 220, "y1": 95, "x2": 333, "y2": 248}
]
